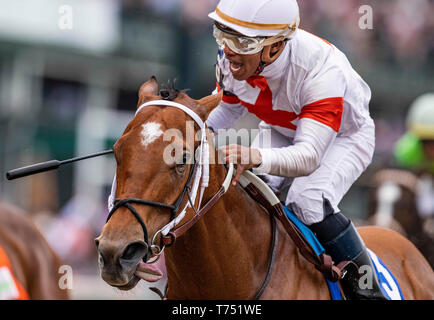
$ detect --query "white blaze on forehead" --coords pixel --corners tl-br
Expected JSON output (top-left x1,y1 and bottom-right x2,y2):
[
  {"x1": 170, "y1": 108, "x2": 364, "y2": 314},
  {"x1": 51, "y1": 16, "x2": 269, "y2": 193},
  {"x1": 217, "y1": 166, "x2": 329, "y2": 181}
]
[{"x1": 141, "y1": 122, "x2": 164, "y2": 148}]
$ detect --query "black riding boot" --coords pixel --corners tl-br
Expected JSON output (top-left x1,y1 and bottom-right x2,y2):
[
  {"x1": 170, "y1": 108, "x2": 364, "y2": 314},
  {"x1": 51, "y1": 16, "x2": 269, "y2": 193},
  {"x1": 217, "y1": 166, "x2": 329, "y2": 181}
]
[{"x1": 309, "y1": 211, "x2": 388, "y2": 300}]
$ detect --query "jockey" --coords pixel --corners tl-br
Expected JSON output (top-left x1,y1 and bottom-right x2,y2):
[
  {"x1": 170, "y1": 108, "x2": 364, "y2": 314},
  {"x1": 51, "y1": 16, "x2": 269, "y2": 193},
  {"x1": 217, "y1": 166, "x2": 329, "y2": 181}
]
[
  {"x1": 395, "y1": 93, "x2": 434, "y2": 176},
  {"x1": 394, "y1": 93, "x2": 434, "y2": 219},
  {"x1": 206, "y1": 0, "x2": 387, "y2": 300}
]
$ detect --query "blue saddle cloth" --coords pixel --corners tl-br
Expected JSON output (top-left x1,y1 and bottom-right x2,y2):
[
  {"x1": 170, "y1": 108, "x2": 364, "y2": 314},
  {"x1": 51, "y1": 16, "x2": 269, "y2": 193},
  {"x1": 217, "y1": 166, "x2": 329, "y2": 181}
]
[{"x1": 282, "y1": 205, "x2": 404, "y2": 300}]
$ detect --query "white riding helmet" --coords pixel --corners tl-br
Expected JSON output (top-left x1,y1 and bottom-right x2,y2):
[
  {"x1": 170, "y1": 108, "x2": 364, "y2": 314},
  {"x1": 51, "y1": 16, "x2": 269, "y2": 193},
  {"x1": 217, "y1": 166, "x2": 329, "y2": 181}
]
[
  {"x1": 407, "y1": 93, "x2": 434, "y2": 140},
  {"x1": 208, "y1": 0, "x2": 300, "y2": 38}
]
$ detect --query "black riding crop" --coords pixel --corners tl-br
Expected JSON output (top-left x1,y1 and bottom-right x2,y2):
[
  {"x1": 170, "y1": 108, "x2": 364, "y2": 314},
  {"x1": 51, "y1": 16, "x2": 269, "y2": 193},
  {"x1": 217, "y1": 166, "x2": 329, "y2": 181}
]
[{"x1": 5, "y1": 149, "x2": 114, "y2": 180}]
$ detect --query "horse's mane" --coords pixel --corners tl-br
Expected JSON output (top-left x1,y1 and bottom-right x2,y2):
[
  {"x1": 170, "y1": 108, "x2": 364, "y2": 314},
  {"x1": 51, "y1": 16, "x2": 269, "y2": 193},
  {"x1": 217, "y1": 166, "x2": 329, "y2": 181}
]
[{"x1": 159, "y1": 79, "x2": 190, "y2": 101}]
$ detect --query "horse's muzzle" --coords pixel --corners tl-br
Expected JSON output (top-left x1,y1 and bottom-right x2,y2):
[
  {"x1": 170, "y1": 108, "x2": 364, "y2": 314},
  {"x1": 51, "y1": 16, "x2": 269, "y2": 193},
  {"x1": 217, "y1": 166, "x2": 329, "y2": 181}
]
[{"x1": 95, "y1": 238, "x2": 149, "y2": 288}]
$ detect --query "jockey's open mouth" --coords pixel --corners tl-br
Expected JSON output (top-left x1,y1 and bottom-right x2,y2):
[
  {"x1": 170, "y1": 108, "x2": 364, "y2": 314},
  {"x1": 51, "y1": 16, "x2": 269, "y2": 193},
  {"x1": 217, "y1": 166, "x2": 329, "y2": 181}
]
[{"x1": 228, "y1": 59, "x2": 243, "y2": 73}]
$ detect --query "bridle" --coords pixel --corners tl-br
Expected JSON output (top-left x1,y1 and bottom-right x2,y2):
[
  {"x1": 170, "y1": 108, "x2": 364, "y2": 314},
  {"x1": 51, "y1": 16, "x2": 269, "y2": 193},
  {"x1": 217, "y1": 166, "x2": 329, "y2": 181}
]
[
  {"x1": 106, "y1": 100, "x2": 234, "y2": 262},
  {"x1": 106, "y1": 160, "x2": 197, "y2": 260}
]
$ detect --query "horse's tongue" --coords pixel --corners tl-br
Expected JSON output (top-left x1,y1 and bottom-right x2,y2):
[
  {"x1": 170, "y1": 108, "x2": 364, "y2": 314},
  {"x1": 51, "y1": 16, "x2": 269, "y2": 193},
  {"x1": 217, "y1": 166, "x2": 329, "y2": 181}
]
[{"x1": 135, "y1": 261, "x2": 163, "y2": 283}]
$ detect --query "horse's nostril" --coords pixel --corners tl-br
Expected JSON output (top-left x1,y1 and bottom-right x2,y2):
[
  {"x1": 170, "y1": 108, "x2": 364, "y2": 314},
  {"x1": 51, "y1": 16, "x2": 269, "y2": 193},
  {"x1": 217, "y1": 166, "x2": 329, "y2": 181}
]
[
  {"x1": 121, "y1": 242, "x2": 148, "y2": 262},
  {"x1": 95, "y1": 238, "x2": 100, "y2": 248}
]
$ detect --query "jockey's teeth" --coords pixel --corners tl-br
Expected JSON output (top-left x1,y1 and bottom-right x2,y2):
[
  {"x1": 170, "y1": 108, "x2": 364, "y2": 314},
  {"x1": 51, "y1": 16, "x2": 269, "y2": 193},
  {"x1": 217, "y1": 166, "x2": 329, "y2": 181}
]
[{"x1": 230, "y1": 61, "x2": 242, "y2": 72}]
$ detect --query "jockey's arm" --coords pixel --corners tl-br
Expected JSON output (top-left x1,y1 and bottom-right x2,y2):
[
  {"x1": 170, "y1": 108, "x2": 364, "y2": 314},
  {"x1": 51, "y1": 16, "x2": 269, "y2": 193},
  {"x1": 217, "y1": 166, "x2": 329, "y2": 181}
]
[
  {"x1": 253, "y1": 117, "x2": 337, "y2": 177},
  {"x1": 253, "y1": 61, "x2": 345, "y2": 177}
]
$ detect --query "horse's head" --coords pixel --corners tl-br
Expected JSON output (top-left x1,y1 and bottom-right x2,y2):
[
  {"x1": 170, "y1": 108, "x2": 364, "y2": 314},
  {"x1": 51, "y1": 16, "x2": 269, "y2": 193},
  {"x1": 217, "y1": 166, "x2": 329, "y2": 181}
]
[{"x1": 95, "y1": 76, "x2": 221, "y2": 290}]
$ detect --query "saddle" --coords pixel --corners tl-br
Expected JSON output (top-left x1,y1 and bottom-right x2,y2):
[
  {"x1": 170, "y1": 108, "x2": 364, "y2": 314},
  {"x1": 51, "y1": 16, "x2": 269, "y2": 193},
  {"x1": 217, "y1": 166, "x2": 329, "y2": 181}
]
[
  {"x1": 238, "y1": 171, "x2": 346, "y2": 283},
  {"x1": 240, "y1": 171, "x2": 406, "y2": 300}
]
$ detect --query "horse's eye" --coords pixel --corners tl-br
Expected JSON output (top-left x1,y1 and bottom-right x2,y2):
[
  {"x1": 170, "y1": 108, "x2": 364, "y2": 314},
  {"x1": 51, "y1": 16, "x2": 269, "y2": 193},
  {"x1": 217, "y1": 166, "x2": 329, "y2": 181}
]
[
  {"x1": 175, "y1": 163, "x2": 186, "y2": 174},
  {"x1": 182, "y1": 153, "x2": 190, "y2": 164},
  {"x1": 175, "y1": 153, "x2": 190, "y2": 174}
]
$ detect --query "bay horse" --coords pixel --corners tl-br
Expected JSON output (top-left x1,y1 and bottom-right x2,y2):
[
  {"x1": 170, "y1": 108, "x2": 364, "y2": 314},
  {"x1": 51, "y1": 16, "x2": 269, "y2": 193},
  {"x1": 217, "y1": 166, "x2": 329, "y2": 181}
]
[
  {"x1": 368, "y1": 169, "x2": 434, "y2": 268},
  {"x1": 96, "y1": 77, "x2": 434, "y2": 299},
  {"x1": 0, "y1": 202, "x2": 69, "y2": 299}
]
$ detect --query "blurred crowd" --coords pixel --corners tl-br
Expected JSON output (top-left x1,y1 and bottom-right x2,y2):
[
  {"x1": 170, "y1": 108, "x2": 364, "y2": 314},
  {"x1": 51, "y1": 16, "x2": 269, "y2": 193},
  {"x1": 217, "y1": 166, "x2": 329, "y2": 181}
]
[
  {"x1": 299, "y1": 0, "x2": 434, "y2": 71},
  {"x1": 132, "y1": 0, "x2": 434, "y2": 71}
]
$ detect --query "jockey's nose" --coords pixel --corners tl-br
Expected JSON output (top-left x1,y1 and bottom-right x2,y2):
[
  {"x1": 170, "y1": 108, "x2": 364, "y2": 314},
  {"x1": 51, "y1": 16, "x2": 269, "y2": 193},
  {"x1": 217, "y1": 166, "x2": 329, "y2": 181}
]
[{"x1": 223, "y1": 45, "x2": 237, "y2": 57}]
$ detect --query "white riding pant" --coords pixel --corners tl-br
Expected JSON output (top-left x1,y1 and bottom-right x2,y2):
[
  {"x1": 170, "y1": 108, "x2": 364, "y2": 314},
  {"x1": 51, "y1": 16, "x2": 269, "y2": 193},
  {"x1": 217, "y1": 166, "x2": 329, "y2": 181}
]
[{"x1": 251, "y1": 120, "x2": 375, "y2": 225}]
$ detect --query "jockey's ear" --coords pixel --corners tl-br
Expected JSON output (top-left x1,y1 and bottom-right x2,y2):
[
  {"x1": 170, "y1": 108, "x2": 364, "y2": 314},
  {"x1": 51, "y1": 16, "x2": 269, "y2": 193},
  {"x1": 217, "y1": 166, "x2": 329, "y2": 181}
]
[
  {"x1": 195, "y1": 91, "x2": 223, "y2": 121},
  {"x1": 138, "y1": 76, "x2": 160, "y2": 106},
  {"x1": 262, "y1": 41, "x2": 286, "y2": 64}
]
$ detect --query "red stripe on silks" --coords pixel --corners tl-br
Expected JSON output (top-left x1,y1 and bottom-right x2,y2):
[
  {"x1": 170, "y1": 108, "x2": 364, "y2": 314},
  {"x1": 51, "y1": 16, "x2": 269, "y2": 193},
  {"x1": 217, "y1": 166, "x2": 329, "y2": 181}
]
[
  {"x1": 299, "y1": 97, "x2": 344, "y2": 132},
  {"x1": 223, "y1": 95, "x2": 241, "y2": 104},
  {"x1": 240, "y1": 76, "x2": 298, "y2": 130},
  {"x1": 216, "y1": 82, "x2": 241, "y2": 104}
]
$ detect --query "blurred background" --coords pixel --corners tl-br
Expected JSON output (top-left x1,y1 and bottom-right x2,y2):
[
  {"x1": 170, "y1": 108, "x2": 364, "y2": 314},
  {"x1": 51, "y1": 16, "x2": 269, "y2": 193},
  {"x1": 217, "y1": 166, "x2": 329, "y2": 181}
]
[{"x1": 0, "y1": 0, "x2": 432, "y2": 299}]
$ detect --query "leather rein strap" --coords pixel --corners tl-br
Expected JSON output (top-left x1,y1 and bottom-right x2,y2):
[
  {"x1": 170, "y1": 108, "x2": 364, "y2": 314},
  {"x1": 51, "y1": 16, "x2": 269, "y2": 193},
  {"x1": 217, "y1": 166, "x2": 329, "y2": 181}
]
[
  {"x1": 159, "y1": 185, "x2": 278, "y2": 301},
  {"x1": 244, "y1": 183, "x2": 343, "y2": 282},
  {"x1": 160, "y1": 186, "x2": 225, "y2": 246},
  {"x1": 253, "y1": 212, "x2": 278, "y2": 300}
]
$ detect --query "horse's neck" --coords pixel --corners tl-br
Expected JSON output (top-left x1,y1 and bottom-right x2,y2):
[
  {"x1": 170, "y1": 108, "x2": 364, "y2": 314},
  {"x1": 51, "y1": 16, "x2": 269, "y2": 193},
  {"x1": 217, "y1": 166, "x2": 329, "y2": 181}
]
[{"x1": 164, "y1": 163, "x2": 276, "y2": 299}]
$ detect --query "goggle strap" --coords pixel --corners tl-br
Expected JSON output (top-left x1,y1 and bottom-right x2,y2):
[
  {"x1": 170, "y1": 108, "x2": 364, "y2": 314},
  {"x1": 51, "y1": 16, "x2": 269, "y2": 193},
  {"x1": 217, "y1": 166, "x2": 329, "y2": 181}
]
[{"x1": 261, "y1": 27, "x2": 296, "y2": 46}]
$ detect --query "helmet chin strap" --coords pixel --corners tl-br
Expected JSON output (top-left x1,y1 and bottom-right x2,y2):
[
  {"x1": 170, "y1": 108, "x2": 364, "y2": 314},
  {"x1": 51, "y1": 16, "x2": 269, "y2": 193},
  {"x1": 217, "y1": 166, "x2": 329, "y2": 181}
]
[
  {"x1": 254, "y1": 42, "x2": 286, "y2": 75},
  {"x1": 253, "y1": 47, "x2": 267, "y2": 75}
]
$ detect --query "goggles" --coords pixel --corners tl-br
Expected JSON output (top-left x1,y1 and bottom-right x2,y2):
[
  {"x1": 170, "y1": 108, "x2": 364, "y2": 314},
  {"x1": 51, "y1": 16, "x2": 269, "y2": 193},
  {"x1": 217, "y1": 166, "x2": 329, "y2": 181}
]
[{"x1": 212, "y1": 23, "x2": 293, "y2": 55}]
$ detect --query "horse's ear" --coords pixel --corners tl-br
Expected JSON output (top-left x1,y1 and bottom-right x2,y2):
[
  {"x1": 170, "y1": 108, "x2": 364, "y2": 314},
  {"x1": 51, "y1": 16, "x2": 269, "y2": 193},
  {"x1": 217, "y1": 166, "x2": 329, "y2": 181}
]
[
  {"x1": 138, "y1": 76, "x2": 159, "y2": 106},
  {"x1": 195, "y1": 91, "x2": 223, "y2": 121}
]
